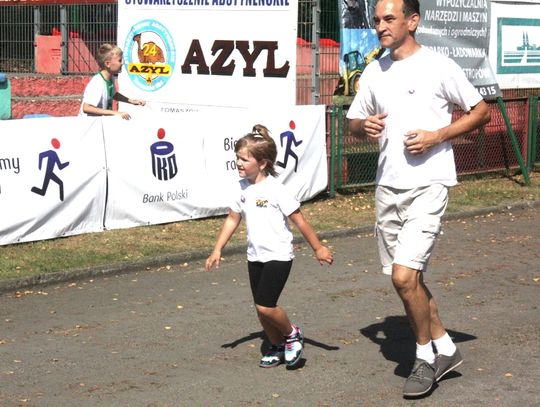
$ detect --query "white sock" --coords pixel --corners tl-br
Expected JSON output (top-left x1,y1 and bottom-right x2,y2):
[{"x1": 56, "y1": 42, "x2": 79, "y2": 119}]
[
  {"x1": 433, "y1": 332, "x2": 457, "y2": 356},
  {"x1": 416, "y1": 341, "x2": 435, "y2": 364}
]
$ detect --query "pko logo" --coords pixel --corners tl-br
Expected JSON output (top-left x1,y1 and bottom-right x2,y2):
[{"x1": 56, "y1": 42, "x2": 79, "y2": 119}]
[
  {"x1": 151, "y1": 128, "x2": 178, "y2": 181},
  {"x1": 124, "y1": 19, "x2": 176, "y2": 92}
]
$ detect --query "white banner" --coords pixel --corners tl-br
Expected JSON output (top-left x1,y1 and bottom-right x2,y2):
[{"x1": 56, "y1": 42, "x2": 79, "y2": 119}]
[
  {"x1": 102, "y1": 113, "x2": 214, "y2": 229},
  {"x1": 0, "y1": 117, "x2": 107, "y2": 245},
  {"x1": 0, "y1": 106, "x2": 327, "y2": 244},
  {"x1": 490, "y1": 1, "x2": 540, "y2": 89},
  {"x1": 103, "y1": 105, "x2": 328, "y2": 229},
  {"x1": 117, "y1": 1, "x2": 297, "y2": 109}
]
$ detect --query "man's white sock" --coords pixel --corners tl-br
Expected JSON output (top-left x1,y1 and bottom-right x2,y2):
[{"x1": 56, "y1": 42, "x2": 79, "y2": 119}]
[
  {"x1": 433, "y1": 332, "x2": 457, "y2": 356},
  {"x1": 416, "y1": 341, "x2": 435, "y2": 364}
]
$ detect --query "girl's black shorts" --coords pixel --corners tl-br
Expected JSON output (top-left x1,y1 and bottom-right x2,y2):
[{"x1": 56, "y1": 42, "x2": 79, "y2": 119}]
[{"x1": 247, "y1": 260, "x2": 293, "y2": 308}]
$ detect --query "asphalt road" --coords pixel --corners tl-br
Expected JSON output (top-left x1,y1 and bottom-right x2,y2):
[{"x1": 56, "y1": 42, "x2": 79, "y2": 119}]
[{"x1": 1, "y1": 205, "x2": 539, "y2": 406}]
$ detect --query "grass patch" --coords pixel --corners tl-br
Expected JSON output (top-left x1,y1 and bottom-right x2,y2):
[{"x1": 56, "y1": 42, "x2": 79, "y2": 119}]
[{"x1": 1, "y1": 171, "x2": 538, "y2": 281}]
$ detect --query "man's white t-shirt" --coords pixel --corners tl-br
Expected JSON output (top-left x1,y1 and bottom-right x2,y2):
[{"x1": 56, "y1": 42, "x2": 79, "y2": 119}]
[
  {"x1": 347, "y1": 46, "x2": 483, "y2": 189},
  {"x1": 231, "y1": 176, "x2": 300, "y2": 263}
]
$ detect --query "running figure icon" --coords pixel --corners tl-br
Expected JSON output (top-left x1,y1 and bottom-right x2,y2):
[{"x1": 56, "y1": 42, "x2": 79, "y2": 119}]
[
  {"x1": 276, "y1": 120, "x2": 303, "y2": 172},
  {"x1": 31, "y1": 138, "x2": 70, "y2": 201}
]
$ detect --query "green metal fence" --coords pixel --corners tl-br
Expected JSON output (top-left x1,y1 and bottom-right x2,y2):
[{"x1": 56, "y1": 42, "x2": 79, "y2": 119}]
[
  {"x1": 531, "y1": 96, "x2": 539, "y2": 169},
  {"x1": 328, "y1": 95, "x2": 540, "y2": 196}
]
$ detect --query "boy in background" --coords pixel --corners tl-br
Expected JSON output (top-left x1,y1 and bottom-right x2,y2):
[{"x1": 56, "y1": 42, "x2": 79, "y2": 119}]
[{"x1": 79, "y1": 44, "x2": 145, "y2": 120}]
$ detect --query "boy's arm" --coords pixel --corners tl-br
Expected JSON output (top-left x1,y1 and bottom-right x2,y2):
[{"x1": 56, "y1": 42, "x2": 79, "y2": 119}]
[
  {"x1": 113, "y1": 92, "x2": 146, "y2": 106},
  {"x1": 205, "y1": 210, "x2": 242, "y2": 271},
  {"x1": 288, "y1": 209, "x2": 333, "y2": 265},
  {"x1": 82, "y1": 102, "x2": 131, "y2": 120}
]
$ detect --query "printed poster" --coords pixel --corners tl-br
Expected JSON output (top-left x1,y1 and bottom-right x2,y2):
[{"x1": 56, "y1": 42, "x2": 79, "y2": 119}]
[
  {"x1": 490, "y1": 1, "x2": 540, "y2": 89},
  {"x1": 416, "y1": 0, "x2": 502, "y2": 99},
  {"x1": 116, "y1": 1, "x2": 298, "y2": 111},
  {"x1": 334, "y1": 0, "x2": 382, "y2": 97},
  {"x1": 0, "y1": 117, "x2": 106, "y2": 245},
  {"x1": 102, "y1": 106, "x2": 328, "y2": 230}
]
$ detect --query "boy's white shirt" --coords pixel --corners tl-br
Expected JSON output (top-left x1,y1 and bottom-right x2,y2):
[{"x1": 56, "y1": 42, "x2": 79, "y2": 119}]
[{"x1": 79, "y1": 73, "x2": 110, "y2": 116}]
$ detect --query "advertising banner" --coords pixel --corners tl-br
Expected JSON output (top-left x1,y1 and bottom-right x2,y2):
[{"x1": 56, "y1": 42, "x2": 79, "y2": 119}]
[
  {"x1": 336, "y1": 1, "x2": 502, "y2": 99},
  {"x1": 0, "y1": 106, "x2": 327, "y2": 245},
  {"x1": 416, "y1": 0, "x2": 502, "y2": 99},
  {"x1": 102, "y1": 114, "x2": 213, "y2": 229},
  {"x1": 334, "y1": 0, "x2": 381, "y2": 97},
  {"x1": 490, "y1": 1, "x2": 540, "y2": 89},
  {"x1": 0, "y1": 117, "x2": 107, "y2": 245},
  {"x1": 103, "y1": 105, "x2": 328, "y2": 230},
  {"x1": 116, "y1": 1, "x2": 298, "y2": 110}
]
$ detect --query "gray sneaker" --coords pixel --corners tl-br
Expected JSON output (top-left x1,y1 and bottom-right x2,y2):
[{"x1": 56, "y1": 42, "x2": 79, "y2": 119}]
[
  {"x1": 403, "y1": 358, "x2": 436, "y2": 397},
  {"x1": 435, "y1": 348, "x2": 463, "y2": 382}
]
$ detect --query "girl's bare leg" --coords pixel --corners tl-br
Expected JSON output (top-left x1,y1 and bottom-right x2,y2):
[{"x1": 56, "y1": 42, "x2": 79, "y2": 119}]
[{"x1": 255, "y1": 304, "x2": 293, "y2": 344}]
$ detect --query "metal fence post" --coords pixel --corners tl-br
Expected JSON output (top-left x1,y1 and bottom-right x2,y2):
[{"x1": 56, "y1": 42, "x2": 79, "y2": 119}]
[
  {"x1": 528, "y1": 96, "x2": 538, "y2": 169},
  {"x1": 60, "y1": 6, "x2": 68, "y2": 74},
  {"x1": 337, "y1": 105, "x2": 344, "y2": 188},
  {"x1": 329, "y1": 105, "x2": 336, "y2": 197},
  {"x1": 496, "y1": 96, "x2": 531, "y2": 185},
  {"x1": 311, "y1": 0, "x2": 320, "y2": 105},
  {"x1": 33, "y1": 6, "x2": 41, "y2": 72}
]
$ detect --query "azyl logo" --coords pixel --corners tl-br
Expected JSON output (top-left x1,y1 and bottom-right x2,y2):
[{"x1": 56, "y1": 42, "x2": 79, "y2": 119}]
[
  {"x1": 124, "y1": 19, "x2": 176, "y2": 92},
  {"x1": 180, "y1": 40, "x2": 290, "y2": 78}
]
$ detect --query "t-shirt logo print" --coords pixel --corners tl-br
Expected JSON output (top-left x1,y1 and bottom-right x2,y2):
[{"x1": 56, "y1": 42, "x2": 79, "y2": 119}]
[{"x1": 255, "y1": 199, "x2": 268, "y2": 208}]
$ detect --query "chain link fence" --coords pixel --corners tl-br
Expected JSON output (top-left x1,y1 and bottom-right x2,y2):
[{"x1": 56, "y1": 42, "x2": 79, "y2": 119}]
[
  {"x1": 329, "y1": 94, "x2": 540, "y2": 194},
  {"x1": 0, "y1": 1, "x2": 117, "y2": 74},
  {"x1": 532, "y1": 96, "x2": 540, "y2": 169}
]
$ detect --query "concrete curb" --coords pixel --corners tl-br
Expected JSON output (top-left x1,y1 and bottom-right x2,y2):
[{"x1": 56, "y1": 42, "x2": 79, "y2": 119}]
[{"x1": 2, "y1": 199, "x2": 539, "y2": 294}]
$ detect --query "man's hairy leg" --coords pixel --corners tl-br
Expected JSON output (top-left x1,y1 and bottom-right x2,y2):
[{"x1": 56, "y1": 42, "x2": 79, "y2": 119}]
[
  {"x1": 422, "y1": 281, "x2": 447, "y2": 340},
  {"x1": 392, "y1": 264, "x2": 431, "y2": 344}
]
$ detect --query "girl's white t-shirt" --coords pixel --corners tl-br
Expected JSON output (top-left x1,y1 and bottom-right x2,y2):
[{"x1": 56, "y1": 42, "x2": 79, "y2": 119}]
[
  {"x1": 231, "y1": 176, "x2": 300, "y2": 262},
  {"x1": 347, "y1": 46, "x2": 483, "y2": 189}
]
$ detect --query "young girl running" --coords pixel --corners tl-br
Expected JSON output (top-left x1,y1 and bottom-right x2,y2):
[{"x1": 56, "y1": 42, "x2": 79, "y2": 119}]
[{"x1": 205, "y1": 124, "x2": 333, "y2": 368}]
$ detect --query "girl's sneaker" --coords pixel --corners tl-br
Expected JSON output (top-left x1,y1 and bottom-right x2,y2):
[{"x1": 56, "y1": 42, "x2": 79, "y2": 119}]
[
  {"x1": 284, "y1": 325, "x2": 304, "y2": 367},
  {"x1": 259, "y1": 344, "x2": 285, "y2": 368}
]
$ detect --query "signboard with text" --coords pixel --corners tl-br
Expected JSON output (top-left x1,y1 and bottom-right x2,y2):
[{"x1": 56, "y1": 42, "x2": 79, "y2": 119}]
[
  {"x1": 416, "y1": 0, "x2": 501, "y2": 98},
  {"x1": 116, "y1": 1, "x2": 298, "y2": 110}
]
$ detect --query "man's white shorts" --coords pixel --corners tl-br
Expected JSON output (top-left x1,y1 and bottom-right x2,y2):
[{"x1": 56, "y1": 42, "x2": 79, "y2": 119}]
[{"x1": 375, "y1": 184, "x2": 448, "y2": 275}]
